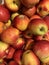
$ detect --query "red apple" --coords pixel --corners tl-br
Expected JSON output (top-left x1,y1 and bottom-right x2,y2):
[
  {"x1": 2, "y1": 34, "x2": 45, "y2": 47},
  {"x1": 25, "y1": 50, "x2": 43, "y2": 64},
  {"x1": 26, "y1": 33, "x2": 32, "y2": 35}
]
[
  {"x1": 13, "y1": 15, "x2": 30, "y2": 31},
  {"x1": 4, "y1": 0, "x2": 21, "y2": 12},
  {"x1": 21, "y1": 0, "x2": 40, "y2": 8},
  {"x1": 22, "y1": 6, "x2": 36, "y2": 18},
  {"x1": 28, "y1": 19, "x2": 48, "y2": 35},
  {"x1": 37, "y1": 0, "x2": 49, "y2": 17},
  {"x1": 8, "y1": 60, "x2": 18, "y2": 65},
  {"x1": 6, "y1": 47, "x2": 15, "y2": 59},
  {"x1": 43, "y1": 15, "x2": 49, "y2": 29},
  {"x1": 0, "y1": 5, "x2": 10, "y2": 22},
  {"x1": 13, "y1": 37, "x2": 25, "y2": 49},
  {"x1": 22, "y1": 50, "x2": 40, "y2": 65},
  {"x1": 1, "y1": 27, "x2": 20, "y2": 45},
  {"x1": 14, "y1": 50, "x2": 23, "y2": 65},
  {"x1": 33, "y1": 40, "x2": 49, "y2": 64}
]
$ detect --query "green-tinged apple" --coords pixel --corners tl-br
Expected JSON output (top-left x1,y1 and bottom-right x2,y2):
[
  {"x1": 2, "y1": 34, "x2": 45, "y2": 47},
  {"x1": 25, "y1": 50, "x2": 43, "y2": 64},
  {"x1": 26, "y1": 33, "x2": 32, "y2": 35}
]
[
  {"x1": 8, "y1": 60, "x2": 18, "y2": 65},
  {"x1": 33, "y1": 40, "x2": 49, "y2": 64},
  {"x1": 0, "y1": 5, "x2": 10, "y2": 22},
  {"x1": 0, "y1": 22, "x2": 5, "y2": 34},
  {"x1": 11, "y1": 12, "x2": 19, "y2": 20},
  {"x1": 13, "y1": 37, "x2": 25, "y2": 49},
  {"x1": 4, "y1": 0, "x2": 21, "y2": 12},
  {"x1": 14, "y1": 50, "x2": 23, "y2": 65},
  {"x1": 30, "y1": 14, "x2": 41, "y2": 21},
  {"x1": 28, "y1": 19, "x2": 48, "y2": 35},
  {"x1": 22, "y1": 50, "x2": 40, "y2": 65},
  {"x1": 22, "y1": 6, "x2": 36, "y2": 18},
  {"x1": 0, "y1": 41, "x2": 9, "y2": 59},
  {"x1": 37, "y1": 0, "x2": 49, "y2": 17},
  {"x1": 13, "y1": 15, "x2": 30, "y2": 31},
  {"x1": 20, "y1": 0, "x2": 40, "y2": 8},
  {"x1": 1, "y1": 27, "x2": 20, "y2": 45},
  {"x1": 43, "y1": 15, "x2": 49, "y2": 29}
]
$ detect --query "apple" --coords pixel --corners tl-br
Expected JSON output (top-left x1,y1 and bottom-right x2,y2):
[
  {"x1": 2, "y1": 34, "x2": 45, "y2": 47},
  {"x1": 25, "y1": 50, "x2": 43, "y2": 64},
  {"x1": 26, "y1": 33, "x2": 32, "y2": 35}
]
[
  {"x1": 0, "y1": 41, "x2": 9, "y2": 59},
  {"x1": 33, "y1": 40, "x2": 49, "y2": 64},
  {"x1": 20, "y1": 0, "x2": 40, "y2": 8},
  {"x1": 30, "y1": 14, "x2": 41, "y2": 21},
  {"x1": 1, "y1": 27, "x2": 20, "y2": 45},
  {"x1": 0, "y1": 5, "x2": 10, "y2": 22},
  {"x1": 4, "y1": 0, "x2": 21, "y2": 12},
  {"x1": 37, "y1": 0, "x2": 49, "y2": 17},
  {"x1": 8, "y1": 60, "x2": 18, "y2": 65},
  {"x1": 13, "y1": 37, "x2": 25, "y2": 49},
  {"x1": 13, "y1": 15, "x2": 30, "y2": 31},
  {"x1": 22, "y1": 6, "x2": 36, "y2": 18},
  {"x1": 22, "y1": 50, "x2": 40, "y2": 65},
  {"x1": 11, "y1": 12, "x2": 19, "y2": 20},
  {"x1": 43, "y1": 15, "x2": 49, "y2": 29},
  {"x1": 0, "y1": 22, "x2": 5, "y2": 34},
  {"x1": 28, "y1": 19, "x2": 48, "y2": 35},
  {"x1": 6, "y1": 47, "x2": 15, "y2": 59},
  {"x1": 24, "y1": 39, "x2": 34, "y2": 50},
  {"x1": 14, "y1": 50, "x2": 23, "y2": 65}
]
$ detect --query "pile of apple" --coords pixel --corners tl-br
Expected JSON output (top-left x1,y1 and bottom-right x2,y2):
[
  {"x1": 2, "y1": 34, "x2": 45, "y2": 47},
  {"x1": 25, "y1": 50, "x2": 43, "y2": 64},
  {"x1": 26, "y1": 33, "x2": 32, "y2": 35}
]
[{"x1": 0, "y1": 0, "x2": 49, "y2": 65}]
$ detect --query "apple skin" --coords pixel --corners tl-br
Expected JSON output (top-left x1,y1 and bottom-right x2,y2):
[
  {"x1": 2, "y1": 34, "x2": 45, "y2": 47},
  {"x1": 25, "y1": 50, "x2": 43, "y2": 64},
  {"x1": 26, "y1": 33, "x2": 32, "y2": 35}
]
[
  {"x1": 37, "y1": 0, "x2": 49, "y2": 17},
  {"x1": 0, "y1": 22, "x2": 4, "y2": 34},
  {"x1": 20, "y1": 0, "x2": 40, "y2": 8},
  {"x1": 43, "y1": 16, "x2": 49, "y2": 29},
  {"x1": 0, "y1": 41, "x2": 9, "y2": 59},
  {"x1": 22, "y1": 50, "x2": 40, "y2": 65},
  {"x1": 13, "y1": 15, "x2": 30, "y2": 31},
  {"x1": 4, "y1": 0, "x2": 21, "y2": 12},
  {"x1": 13, "y1": 37, "x2": 25, "y2": 49},
  {"x1": 28, "y1": 19, "x2": 48, "y2": 35},
  {"x1": 14, "y1": 50, "x2": 23, "y2": 65},
  {"x1": 22, "y1": 6, "x2": 36, "y2": 18},
  {"x1": 8, "y1": 61, "x2": 18, "y2": 65},
  {"x1": 33, "y1": 40, "x2": 49, "y2": 64},
  {"x1": 1, "y1": 27, "x2": 20, "y2": 45},
  {"x1": 0, "y1": 5, "x2": 10, "y2": 22},
  {"x1": 30, "y1": 15, "x2": 41, "y2": 21}
]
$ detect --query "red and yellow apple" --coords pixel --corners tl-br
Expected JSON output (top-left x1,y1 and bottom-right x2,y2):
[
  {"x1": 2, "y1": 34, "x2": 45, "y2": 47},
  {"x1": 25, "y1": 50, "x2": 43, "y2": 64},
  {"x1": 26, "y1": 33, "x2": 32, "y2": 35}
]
[
  {"x1": 13, "y1": 15, "x2": 30, "y2": 31},
  {"x1": 33, "y1": 40, "x2": 49, "y2": 64},
  {"x1": 0, "y1": 5, "x2": 10, "y2": 22},
  {"x1": 4, "y1": 0, "x2": 21, "y2": 12},
  {"x1": 22, "y1": 50, "x2": 40, "y2": 65},
  {"x1": 28, "y1": 19, "x2": 48, "y2": 35}
]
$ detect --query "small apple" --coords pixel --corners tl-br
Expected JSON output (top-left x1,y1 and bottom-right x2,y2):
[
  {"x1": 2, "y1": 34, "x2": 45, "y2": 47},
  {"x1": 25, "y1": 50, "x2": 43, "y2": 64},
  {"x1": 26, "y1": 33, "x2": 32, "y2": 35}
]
[
  {"x1": 0, "y1": 41, "x2": 9, "y2": 59},
  {"x1": 22, "y1": 50, "x2": 40, "y2": 65},
  {"x1": 4, "y1": 0, "x2": 21, "y2": 12},
  {"x1": 20, "y1": 0, "x2": 40, "y2": 8},
  {"x1": 8, "y1": 60, "x2": 18, "y2": 65},
  {"x1": 33, "y1": 40, "x2": 49, "y2": 64},
  {"x1": 30, "y1": 14, "x2": 41, "y2": 21},
  {"x1": 22, "y1": 6, "x2": 36, "y2": 18},
  {"x1": 37, "y1": 0, "x2": 49, "y2": 17},
  {"x1": 14, "y1": 50, "x2": 23, "y2": 65},
  {"x1": 28, "y1": 19, "x2": 48, "y2": 35},
  {"x1": 6, "y1": 47, "x2": 15, "y2": 59},
  {"x1": 43, "y1": 15, "x2": 49, "y2": 29},
  {"x1": 13, "y1": 15, "x2": 30, "y2": 31},
  {"x1": 0, "y1": 22, "x2": 5, "y2": 34},
  {"x1": 0, "y1": 5, "x2": 10, "y2": 22},
  {"x1": 13, "y1": 37, "x2": 25, "y2": 49},
  {"x1": 11, "y1": 12, "x2": 19, "y2": 20},
  {"x1": 1, "y1": 27, "x2": 20, "y2": 45}
]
